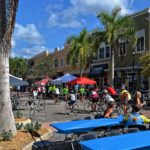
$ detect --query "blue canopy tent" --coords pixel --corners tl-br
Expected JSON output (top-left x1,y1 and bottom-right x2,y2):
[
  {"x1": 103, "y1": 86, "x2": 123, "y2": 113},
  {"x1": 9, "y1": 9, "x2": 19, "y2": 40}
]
[
  {"x1": 9, "y1": 74, "x2": 28, "y2": 86},
  {"x1": 51, "y1": 73, "x2": 77, "y2": 85}
]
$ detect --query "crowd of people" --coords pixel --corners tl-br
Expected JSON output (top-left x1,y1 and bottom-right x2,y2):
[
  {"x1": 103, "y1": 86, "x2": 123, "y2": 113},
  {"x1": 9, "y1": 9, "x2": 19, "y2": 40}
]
[{"x1": 31, "y1": 82, "x2": 150, "y2": 127}]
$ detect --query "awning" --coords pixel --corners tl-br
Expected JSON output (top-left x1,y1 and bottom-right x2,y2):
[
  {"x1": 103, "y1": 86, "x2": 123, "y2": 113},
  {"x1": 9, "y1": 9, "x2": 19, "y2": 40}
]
[
  {"x1": 88, "y1": 64, "x2": 108, "y2": 77},
  {"x1": 9, "y1": 74, "x2": 29, "y2": 86}
]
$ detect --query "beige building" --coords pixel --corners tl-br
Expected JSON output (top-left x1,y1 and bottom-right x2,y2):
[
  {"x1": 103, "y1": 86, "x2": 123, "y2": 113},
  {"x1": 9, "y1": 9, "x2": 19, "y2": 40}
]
[{"x1": 28, "y1": 8, "x2": 150, "y2": 91}]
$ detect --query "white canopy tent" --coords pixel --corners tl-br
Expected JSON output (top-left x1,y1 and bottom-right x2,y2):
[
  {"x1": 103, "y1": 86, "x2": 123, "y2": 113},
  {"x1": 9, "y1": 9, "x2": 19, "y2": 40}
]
[{"x1": 51, "y1": 73, "x2": 77, "y2": 85}]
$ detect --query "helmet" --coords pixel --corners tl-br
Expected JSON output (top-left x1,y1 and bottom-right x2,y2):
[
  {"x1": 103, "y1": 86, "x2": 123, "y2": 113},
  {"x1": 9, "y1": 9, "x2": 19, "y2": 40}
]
[{"x1": 103, "y1": 89, "x2": 108, "y2": 94}]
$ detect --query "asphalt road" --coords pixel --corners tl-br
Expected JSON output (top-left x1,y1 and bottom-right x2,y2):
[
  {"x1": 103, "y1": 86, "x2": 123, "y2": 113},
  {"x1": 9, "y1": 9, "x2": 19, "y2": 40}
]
[{"x1": 13, "y1": 97, "x2": 96, "y2": 123}]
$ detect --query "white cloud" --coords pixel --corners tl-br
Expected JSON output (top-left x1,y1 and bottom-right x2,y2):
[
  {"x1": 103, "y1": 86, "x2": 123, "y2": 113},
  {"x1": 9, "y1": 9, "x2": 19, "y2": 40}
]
[
  {"x1": 70, "y1": 0, "x2": 134, "y2": 15},
  {"x1": 12, "y1": 46, "x2": 49, "y2": 58},
  {"x1": 46, "y1": 0, "x2": 134, "y2": 28},
  {"x1": 46, "y1": 5, "x2": 82, "y2": 28},
  {"x1": 14, "y1": 23, "x2": 44, "y2": 45},
  {"x1": 11, "y1": 38, "x2": 16, "y2": 48}
]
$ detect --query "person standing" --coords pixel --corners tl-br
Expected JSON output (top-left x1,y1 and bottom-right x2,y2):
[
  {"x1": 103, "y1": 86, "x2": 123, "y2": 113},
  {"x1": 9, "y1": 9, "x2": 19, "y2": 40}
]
[
  {"x1": 79, "y1": 85, "x2": 85, "y2": 102},
  {"x1": 54, "y1": 85, "x2": 60, "y2": 104}
]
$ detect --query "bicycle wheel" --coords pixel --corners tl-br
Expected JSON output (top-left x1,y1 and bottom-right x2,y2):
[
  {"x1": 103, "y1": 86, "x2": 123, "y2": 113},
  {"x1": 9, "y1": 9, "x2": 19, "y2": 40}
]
[
  {"x1": 36, "y1": 99, "x2": 46, "y2": 111},
  {"x1": 29, "y1": 108, "x2": 36, "y2": 121},
  {"x1": 72, "y1": 104, "x2": 79, "y2": 115},
  {"x1": 84, "y1": 102, "x2": 91, "y2": 113},
  {"x1": 15, "y1": 97, "x2": 21, "y2": 109},
  {"x1": 65, "y1": 103, "x2": 71, "y2": 115}
]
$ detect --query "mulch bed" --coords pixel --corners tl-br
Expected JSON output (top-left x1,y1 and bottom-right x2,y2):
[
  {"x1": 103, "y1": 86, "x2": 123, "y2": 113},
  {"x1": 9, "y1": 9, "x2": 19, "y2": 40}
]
[{"x1": 0, "y1": 128, "x2": 48, "y2": 150}]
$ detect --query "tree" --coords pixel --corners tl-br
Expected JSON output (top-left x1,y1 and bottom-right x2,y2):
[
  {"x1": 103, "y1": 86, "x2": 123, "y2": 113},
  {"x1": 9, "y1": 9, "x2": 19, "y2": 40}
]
[
  {"x1": 10, "y1": 57, "x2": 28, "y2": 78},
  {"x1": 0, "y1": 0, "x2": 19, "y2": 135},
  {"x1": 140, "y1": 52, "x2": 150, "y2": 77},
  {"x1": 68, "y1": 28, "x2": 93, "y2": 76},
  {"x1": 96, "y1": 6, "x2": 136, "y2": 86}
]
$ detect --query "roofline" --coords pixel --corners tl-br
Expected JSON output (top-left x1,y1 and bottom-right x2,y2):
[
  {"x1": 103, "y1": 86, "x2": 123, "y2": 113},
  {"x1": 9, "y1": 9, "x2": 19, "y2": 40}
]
[{"x1": 130, "y1": 8, "x2": 150, "y2": 18}]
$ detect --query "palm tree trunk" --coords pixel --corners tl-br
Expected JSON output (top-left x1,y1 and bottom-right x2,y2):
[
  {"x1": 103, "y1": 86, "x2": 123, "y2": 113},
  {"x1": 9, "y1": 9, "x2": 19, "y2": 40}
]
[
  {"x1": 0, "y1": 53, "x2": 16, "y2": 135},
  {"x1": 111, "y1": 49, "x2": 115, "y2": 87},
  {"x1": 80, "y1": 61, "x2": 83, "y2": 77}
]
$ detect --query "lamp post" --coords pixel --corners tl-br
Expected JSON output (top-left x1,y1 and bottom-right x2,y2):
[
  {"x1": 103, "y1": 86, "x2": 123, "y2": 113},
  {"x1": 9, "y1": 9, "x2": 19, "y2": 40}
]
[{"x1": 132, "y1": 50, "x2": 135, "y2": 91}]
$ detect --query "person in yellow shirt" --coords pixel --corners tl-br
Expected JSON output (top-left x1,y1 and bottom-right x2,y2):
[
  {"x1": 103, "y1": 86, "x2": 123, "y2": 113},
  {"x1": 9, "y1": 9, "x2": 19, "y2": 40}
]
[{"x1": 120, "y1": 86, "x2": 131, "y2": 115}]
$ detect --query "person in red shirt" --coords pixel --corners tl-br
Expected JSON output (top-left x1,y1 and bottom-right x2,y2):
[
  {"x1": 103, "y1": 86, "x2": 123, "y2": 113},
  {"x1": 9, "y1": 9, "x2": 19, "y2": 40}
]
[{"x1": 105, "y1": 84, "x2": 117, "y2": 97}]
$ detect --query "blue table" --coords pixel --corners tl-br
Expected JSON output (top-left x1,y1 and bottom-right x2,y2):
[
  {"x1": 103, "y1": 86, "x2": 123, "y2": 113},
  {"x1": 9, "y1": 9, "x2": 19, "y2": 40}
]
[
  {"x1": 80, "y1": 131, "x2": 150, "y2": 150},
  {"x1": 50, "y1": 116, "x2": 123, "y2": 134}
]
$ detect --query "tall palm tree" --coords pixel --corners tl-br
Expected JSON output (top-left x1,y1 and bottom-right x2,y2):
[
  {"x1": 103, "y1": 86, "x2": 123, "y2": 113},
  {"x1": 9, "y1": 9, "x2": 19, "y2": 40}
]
[
  {"x1": 0, "y1": 0, "x2": 19, "y2": 134},
  {"x1": 97, "y1": 6, "x2": 136, "y2": 86},
  {"x1": 68, "y1": 28, "x2": 94, "y2": 76}
]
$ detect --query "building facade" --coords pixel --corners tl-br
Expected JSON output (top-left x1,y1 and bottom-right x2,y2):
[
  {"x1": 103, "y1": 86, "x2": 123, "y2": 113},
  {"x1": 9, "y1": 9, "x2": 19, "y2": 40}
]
[
  {"x1": 28, "y1": 8, "x2": 150, "y2": 91},
  {"x1": 90, "y1": 8, "x2": 150, "y2": 91}
]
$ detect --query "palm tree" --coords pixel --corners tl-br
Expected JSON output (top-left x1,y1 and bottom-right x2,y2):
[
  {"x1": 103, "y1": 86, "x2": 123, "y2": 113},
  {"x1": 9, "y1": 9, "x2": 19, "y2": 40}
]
[
  {"x1": 0, "y1": 0, "x2": 19, "y2": 135},
  {"x1": 97, "y1": 6, "x2": 136, "y2": 86},
  {"x1": 68, "y1": 28, "x2": 93, "y2": 76}
]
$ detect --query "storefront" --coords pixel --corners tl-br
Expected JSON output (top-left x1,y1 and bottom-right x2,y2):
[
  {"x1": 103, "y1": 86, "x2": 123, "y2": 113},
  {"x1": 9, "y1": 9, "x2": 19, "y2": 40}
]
[{"x1": 88, "y1": 64, "x2": 109, "y2": 88}]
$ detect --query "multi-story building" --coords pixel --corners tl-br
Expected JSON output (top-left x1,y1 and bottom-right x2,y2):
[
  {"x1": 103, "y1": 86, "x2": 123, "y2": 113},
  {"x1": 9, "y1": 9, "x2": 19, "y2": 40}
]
[
  {"x1": 90, "y1": 8, "x2": 150, "y2": 91},
  {"x1": 28, "y1": 51, "x2": 49, "y2": 79},
  {"x1": 28, "y1": 8, "x2": 150, "y2": 91},
  {"x1": 52, "y1": 45, "x2": 81, "y2": 77}
]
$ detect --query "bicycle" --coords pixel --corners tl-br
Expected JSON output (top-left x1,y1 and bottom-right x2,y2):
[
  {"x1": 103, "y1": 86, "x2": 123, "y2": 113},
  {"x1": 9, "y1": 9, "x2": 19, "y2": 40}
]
[
  {"x1": 65, "y1": 101, "x2": 79, "y2": 115},
  {"x1": 28, "y1": 96, "x2": 46, "y2": 121},
  {"x1": 11, "y1": 95, "x2": 21, "y2": 110}
]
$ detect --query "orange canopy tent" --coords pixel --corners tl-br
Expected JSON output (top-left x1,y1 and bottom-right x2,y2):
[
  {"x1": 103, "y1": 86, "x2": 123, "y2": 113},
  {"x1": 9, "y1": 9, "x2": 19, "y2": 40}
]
[{"x1": 67, "y1": 77, "x2": 96, "y2": 85}]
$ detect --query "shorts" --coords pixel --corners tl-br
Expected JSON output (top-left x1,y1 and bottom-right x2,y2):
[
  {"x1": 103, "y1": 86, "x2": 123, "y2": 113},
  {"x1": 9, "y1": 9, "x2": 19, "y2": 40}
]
[
  {"x1": 92, "y1": 99, "x2": 98, "y2": 103},
  {"x1": 121, "y1": 99, "x2": 129, "y2": 105}
]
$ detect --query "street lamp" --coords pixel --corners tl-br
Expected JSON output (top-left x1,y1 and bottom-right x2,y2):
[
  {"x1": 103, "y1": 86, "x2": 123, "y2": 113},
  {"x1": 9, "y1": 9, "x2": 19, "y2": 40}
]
[{"x1": 132, "y1": 50, "x2": 135, "y2": 91}]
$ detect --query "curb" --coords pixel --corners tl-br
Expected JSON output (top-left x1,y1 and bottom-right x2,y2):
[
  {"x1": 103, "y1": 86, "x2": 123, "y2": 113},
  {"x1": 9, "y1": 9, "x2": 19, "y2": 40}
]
[{"x1": 22, "y1": 129, "x2": 53, "y2": 150}]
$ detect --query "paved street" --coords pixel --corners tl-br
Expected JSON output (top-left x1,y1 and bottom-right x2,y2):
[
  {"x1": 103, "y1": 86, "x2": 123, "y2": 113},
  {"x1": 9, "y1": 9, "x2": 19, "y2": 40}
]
[
  {"x1": 14, "y1": 97, "x2": 95, "y2": 123},
  {"x1": 14, "y1": 96, "x2": 150, "y2": 123}
]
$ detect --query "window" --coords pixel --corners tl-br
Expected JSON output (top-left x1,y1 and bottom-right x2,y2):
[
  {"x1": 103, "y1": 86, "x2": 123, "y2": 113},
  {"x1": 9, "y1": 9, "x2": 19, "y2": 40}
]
[
  {"x1": 61, "y1": 59, "x2": 64, "y2": 66},
  {"x1": 119, "y1": 42, "x2": 126, "y2": 56},
  {"x1": 55, "y1": 59, "x2": 58, "y2": 68},
  {"x1": 106, "y1": 46, "x2": 110, "y2": 58},
  {"x1": 136, "y1": 37, "x2": 144, "y2": 52},
  {"x1": 99, "y1": 47, "x2": 105, "y2": 59},
  {"x1": 66, "y1": 55, "x2": 70, "y2": 65}
]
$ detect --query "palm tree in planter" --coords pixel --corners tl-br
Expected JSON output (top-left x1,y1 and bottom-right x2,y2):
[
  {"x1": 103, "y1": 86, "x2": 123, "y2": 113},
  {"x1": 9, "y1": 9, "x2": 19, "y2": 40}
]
[
  {"x1": 0, "y1": 0, "x2": 19, "y2": 135},
  {"x1": 68, "y1": 28, "x2": 94, "y2": 76},
  {"x1": 96, "y1": 6, "x2": 137, "y2": 86}
]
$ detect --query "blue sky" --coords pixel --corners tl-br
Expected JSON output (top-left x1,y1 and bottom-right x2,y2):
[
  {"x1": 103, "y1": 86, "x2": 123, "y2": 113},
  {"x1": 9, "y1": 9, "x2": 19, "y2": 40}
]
[{"x1": 12, "y1": 0, "x2": 150, "y2": 58}]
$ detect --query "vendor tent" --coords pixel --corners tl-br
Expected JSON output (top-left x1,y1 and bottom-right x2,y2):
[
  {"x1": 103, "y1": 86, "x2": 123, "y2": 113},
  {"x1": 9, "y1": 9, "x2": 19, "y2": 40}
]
[
  {"x1": 67, "y1": 77, "x2": 96, "y2": 85},
  {"x1": 51, "y1": 73, "x2": 77, "y2": 85},
  {"x1": 9, "y1": 74, "x2": 28, "y2": 86}
]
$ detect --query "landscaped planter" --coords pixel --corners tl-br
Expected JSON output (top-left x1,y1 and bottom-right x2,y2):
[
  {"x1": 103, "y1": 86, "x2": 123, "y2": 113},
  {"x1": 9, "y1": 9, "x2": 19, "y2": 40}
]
[{"x1": 15, "y1": 118, "x2": 31, "y2": 130}]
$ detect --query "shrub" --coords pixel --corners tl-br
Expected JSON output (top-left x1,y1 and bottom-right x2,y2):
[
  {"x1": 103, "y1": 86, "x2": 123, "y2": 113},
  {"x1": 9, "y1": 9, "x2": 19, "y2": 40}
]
[
  {"x1": 24, "y1": 122, "x2": 42, "y2": 132},
  {"x1": 15, "y1": 111, "x2": 23, "y2": 118},
  {"x1": 34, "y1": 122, "x2": 42, "y2": 130},
  {"x1": 15, "y1": 123, "x2": 23, "y2": 130},
  {"x1": 1, "y1": 130, "x2": 12, "y2": 141},
  {"x1": 24, "y1": 123, "x2": 34, "y2": 132}
]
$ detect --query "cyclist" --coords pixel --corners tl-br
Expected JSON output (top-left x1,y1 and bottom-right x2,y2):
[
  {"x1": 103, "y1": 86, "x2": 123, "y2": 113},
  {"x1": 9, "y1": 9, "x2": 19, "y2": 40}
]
[
  {"x1": 90, "y1": 88, "x2": 99, "y2": 112},
  {"x1": 120, "y1": 86, "x2": 131, "y2": 114},
  {"x1": 103, "y1": 89, "x2": 115, "y2": 104},
  {"x1": 32, "y1": 87, "x2": 38, "y2": 99},
  {"x1": 103, "y1": 101, "x2": 116, "y2": 118},
  {"x1": 68, "y1": 90, "x2": 77, "y2": 107},
  {"x1": 123, "y1": 105, "x2": 150, "y2": 127}
]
